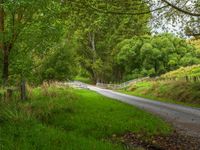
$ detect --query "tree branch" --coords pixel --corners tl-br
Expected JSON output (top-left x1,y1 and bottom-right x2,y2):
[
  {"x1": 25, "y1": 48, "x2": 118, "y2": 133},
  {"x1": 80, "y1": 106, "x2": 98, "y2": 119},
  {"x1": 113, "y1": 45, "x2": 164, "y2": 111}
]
[
  {"x1": 84, "y1": 1, "x2": 168, "y2": 16},
  {"x1": 161, "y1": 0, "x2": 200, "y2": 16}
]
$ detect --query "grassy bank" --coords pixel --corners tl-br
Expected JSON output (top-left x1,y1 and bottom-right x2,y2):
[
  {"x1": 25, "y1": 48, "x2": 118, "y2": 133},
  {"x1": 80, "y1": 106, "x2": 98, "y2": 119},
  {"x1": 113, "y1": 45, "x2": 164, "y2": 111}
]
[
  {"x1": 0, "y1": 86, "x2": 171, "y2": 150},
  {"x1": 121, "y1": 81, "x2": 200, "y2": 108},
  {"x1": 160, "y1": 65, "x2": 200, "y2": 82}
]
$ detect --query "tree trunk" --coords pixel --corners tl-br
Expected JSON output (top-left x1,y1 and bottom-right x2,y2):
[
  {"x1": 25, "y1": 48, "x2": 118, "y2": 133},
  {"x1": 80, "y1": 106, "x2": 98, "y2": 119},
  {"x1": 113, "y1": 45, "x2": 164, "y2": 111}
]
[
  {"x1": 0, "y1": 0, "x2": 8, "y2": 86},
  {"x1": 0, "y1": 1, "x2": 4, "y2": 38},
  {"x1": 2, "y1": 49, "x2": 9, "y2": 86},
  {"x1": 89, "y1": 32, "x2": 98, "y2": 83},
  {"x1": 91, "y1": 32, "x2": 96, "y2": 52},
  {"x1": 154, "y1": 61, "x2": 158, "y2": 75},
  {"x1": 6, "y1": 88, "x2": 13, "y2": 101}
]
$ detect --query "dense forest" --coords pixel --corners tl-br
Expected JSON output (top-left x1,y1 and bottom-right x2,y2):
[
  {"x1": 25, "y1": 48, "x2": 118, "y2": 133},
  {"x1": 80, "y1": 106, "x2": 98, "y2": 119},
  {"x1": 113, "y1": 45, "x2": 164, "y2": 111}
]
[{"x1": 0, "y1": 0, "x2": 200, "y2": 86}]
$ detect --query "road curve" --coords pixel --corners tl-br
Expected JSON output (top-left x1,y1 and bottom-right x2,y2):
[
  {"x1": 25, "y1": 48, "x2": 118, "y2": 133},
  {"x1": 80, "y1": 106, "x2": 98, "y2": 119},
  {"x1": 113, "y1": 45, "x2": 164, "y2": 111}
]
[{"x1": 85, "y1": 84, "x2": 200, "y2": 138}]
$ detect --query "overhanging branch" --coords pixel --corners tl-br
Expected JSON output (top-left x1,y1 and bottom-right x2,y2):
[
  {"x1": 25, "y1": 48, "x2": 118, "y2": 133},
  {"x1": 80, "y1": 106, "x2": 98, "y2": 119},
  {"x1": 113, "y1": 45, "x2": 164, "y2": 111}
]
[
  {"x1": 161, "y1": 0, "x2": 200, "y2": 16},
  {"x1": 84, "y1": 1, "x2": 168, "y2": 16}
]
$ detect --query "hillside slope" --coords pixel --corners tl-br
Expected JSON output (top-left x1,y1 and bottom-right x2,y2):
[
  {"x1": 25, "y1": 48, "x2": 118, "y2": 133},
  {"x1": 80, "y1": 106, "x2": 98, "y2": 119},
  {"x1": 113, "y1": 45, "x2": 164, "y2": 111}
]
[
  {"x1": 122, "y1": 65, "x2": 200, "y2": 107},
  {"x1": 161, "y1": 65, "x2": 200, "y2": 82}
]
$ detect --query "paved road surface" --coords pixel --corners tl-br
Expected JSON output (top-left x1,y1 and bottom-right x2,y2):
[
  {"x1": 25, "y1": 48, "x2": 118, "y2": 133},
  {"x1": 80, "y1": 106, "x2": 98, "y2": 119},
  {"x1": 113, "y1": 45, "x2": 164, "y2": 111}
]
[{"x1": 71, "y1": 82, "x2": 200, "y2": 137}]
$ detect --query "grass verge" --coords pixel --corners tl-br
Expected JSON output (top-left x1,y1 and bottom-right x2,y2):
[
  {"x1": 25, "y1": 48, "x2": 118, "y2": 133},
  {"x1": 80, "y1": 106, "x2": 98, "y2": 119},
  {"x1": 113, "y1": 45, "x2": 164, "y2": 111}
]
[
  {"x1": 120, "y1": 81, "x2": 200, "y2": 108},
  {"x1": 0, "y1": 86, "x2": 171, "y2": 150}
]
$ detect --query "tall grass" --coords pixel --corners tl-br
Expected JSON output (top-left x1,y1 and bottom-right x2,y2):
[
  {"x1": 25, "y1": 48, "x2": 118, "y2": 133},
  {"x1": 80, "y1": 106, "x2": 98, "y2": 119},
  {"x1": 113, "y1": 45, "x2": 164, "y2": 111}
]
[
  {"x1": 160, "y1": 65, "x2": 200, "y2": 82},
  {"x1": 0, "y1": 86, "x2": 171, "y2": 150}
]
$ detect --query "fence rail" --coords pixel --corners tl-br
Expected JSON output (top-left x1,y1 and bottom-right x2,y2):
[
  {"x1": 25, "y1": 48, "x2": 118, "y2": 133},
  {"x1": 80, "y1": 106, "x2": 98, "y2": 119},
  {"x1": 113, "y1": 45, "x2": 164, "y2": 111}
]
[
  {"x1": 96, "y1": 77, "x2": 149, "y2": 90},
  {"x1": 158, "y1": 76, "x2": 200, "y2": 82},
  {"x1": 96, "y1": 75, "x2": 200, "y2": 90}
]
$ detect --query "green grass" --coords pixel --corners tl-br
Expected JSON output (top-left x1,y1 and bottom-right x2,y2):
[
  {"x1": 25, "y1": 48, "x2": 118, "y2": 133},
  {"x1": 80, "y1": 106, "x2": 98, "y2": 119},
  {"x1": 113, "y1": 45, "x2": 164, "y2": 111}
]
[
  {"x1": 188, "y1": 39, "x2": 200, "y2": 50},
  {"x1": 161, "y1": 65, "x2": 200, "y2": 80},
  {"x1": 0, "y1": 87, "x2": 171, "y2": 150},
  {"x1": 74, "y1": 76, "x2": 93, "y2": 84},
  {"x1": 121, "y1": 81, "x2": 200, "y2": 108}
]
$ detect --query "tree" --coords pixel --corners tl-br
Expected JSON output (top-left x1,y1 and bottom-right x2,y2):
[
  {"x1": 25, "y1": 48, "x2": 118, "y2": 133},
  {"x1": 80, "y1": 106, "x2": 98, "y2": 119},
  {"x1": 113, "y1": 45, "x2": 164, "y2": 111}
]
[
  {"x1": 80, "y1": 0, "x2": 200, "y2": 37},
  {"x1": 0, "y1": 0, "x2": 66, "y2": 86},
  {"x1": 116, "y1": 34, "x2": 200, "y2": 79},
  {"x1": 68, "y1": 0, "x2": 150, "y2": 83},
  {"x1": 39, "y1": 45, "x2": 77, "y2": 82}
]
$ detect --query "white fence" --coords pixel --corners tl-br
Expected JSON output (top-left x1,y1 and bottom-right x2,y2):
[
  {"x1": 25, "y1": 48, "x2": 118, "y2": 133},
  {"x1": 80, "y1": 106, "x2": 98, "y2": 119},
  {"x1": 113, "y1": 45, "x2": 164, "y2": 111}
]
[{"x1": 96, "y1": 77, "x2": 149, "y2": 90}]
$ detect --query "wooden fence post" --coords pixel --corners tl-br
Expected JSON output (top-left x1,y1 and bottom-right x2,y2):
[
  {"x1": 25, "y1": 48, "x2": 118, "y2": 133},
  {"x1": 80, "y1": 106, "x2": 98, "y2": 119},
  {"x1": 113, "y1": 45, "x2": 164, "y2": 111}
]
[
  {"x1": 186, "y1": 76, "x2": 189, "y2": 82},
  {"x1": 20, "y1": 79, "x2": 27, "y2": 100},
  {"x1": 5, "y1": 88, "x2": 13, "y2": 101}
]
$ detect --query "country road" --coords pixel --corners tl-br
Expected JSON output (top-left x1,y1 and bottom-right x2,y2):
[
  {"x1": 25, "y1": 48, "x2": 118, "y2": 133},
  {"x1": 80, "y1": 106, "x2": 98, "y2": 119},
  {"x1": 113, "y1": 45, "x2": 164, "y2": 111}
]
[{"x1": 70, "y1": 81, "x2": 200, "y2": 138}]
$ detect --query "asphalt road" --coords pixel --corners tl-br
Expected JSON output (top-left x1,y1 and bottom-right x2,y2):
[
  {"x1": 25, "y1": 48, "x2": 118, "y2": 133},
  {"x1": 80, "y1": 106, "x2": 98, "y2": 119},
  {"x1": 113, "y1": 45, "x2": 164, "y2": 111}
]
[{"x1": 70, "y1": 82, "x2": 200, "y2": 137}]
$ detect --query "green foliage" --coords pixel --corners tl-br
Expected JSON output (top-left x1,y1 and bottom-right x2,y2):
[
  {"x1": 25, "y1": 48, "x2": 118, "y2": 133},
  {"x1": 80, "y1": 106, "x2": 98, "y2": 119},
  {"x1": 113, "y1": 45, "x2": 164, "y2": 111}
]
[
  {"x1": 1, "y1": 0, "x2": 200, "y2": 85},
  {"x1": 39, "y1": 45, "x2": 77, "y2": 82},
  {"x1": 0, "y1": 87, "x2": 171, "y2": 149},
  {"x1": 74, "y1": 76, "x2": 92, "y2": 84},
  {"x1": 71, "y1": 0, "x2": 150, "y2": 83},
  {"x1": 0, "y1": 0, "x2": 74, "y2": 85},
  {"x1": 116, "y1": 34, "x2": 200, "y2": 80},
  {"x1": 161, "y1": 64, "x2": 200, "y2": 79}
]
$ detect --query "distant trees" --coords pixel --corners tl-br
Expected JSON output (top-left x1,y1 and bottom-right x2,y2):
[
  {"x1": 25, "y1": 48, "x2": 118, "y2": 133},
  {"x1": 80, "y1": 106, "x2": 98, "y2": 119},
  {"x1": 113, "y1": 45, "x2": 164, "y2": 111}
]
[
  {"x1": 115, "y1": 34, "x2": 200, "y2": 80},
  {"x1": 0, "y1": 0, "x2": 199, "y2": 87},
  {"x1": 69, "y1": 0, "x2": 150, "y2": 83},
  {"x1": 65, "y1": 1, "x2": 200, "y2": 83}
]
